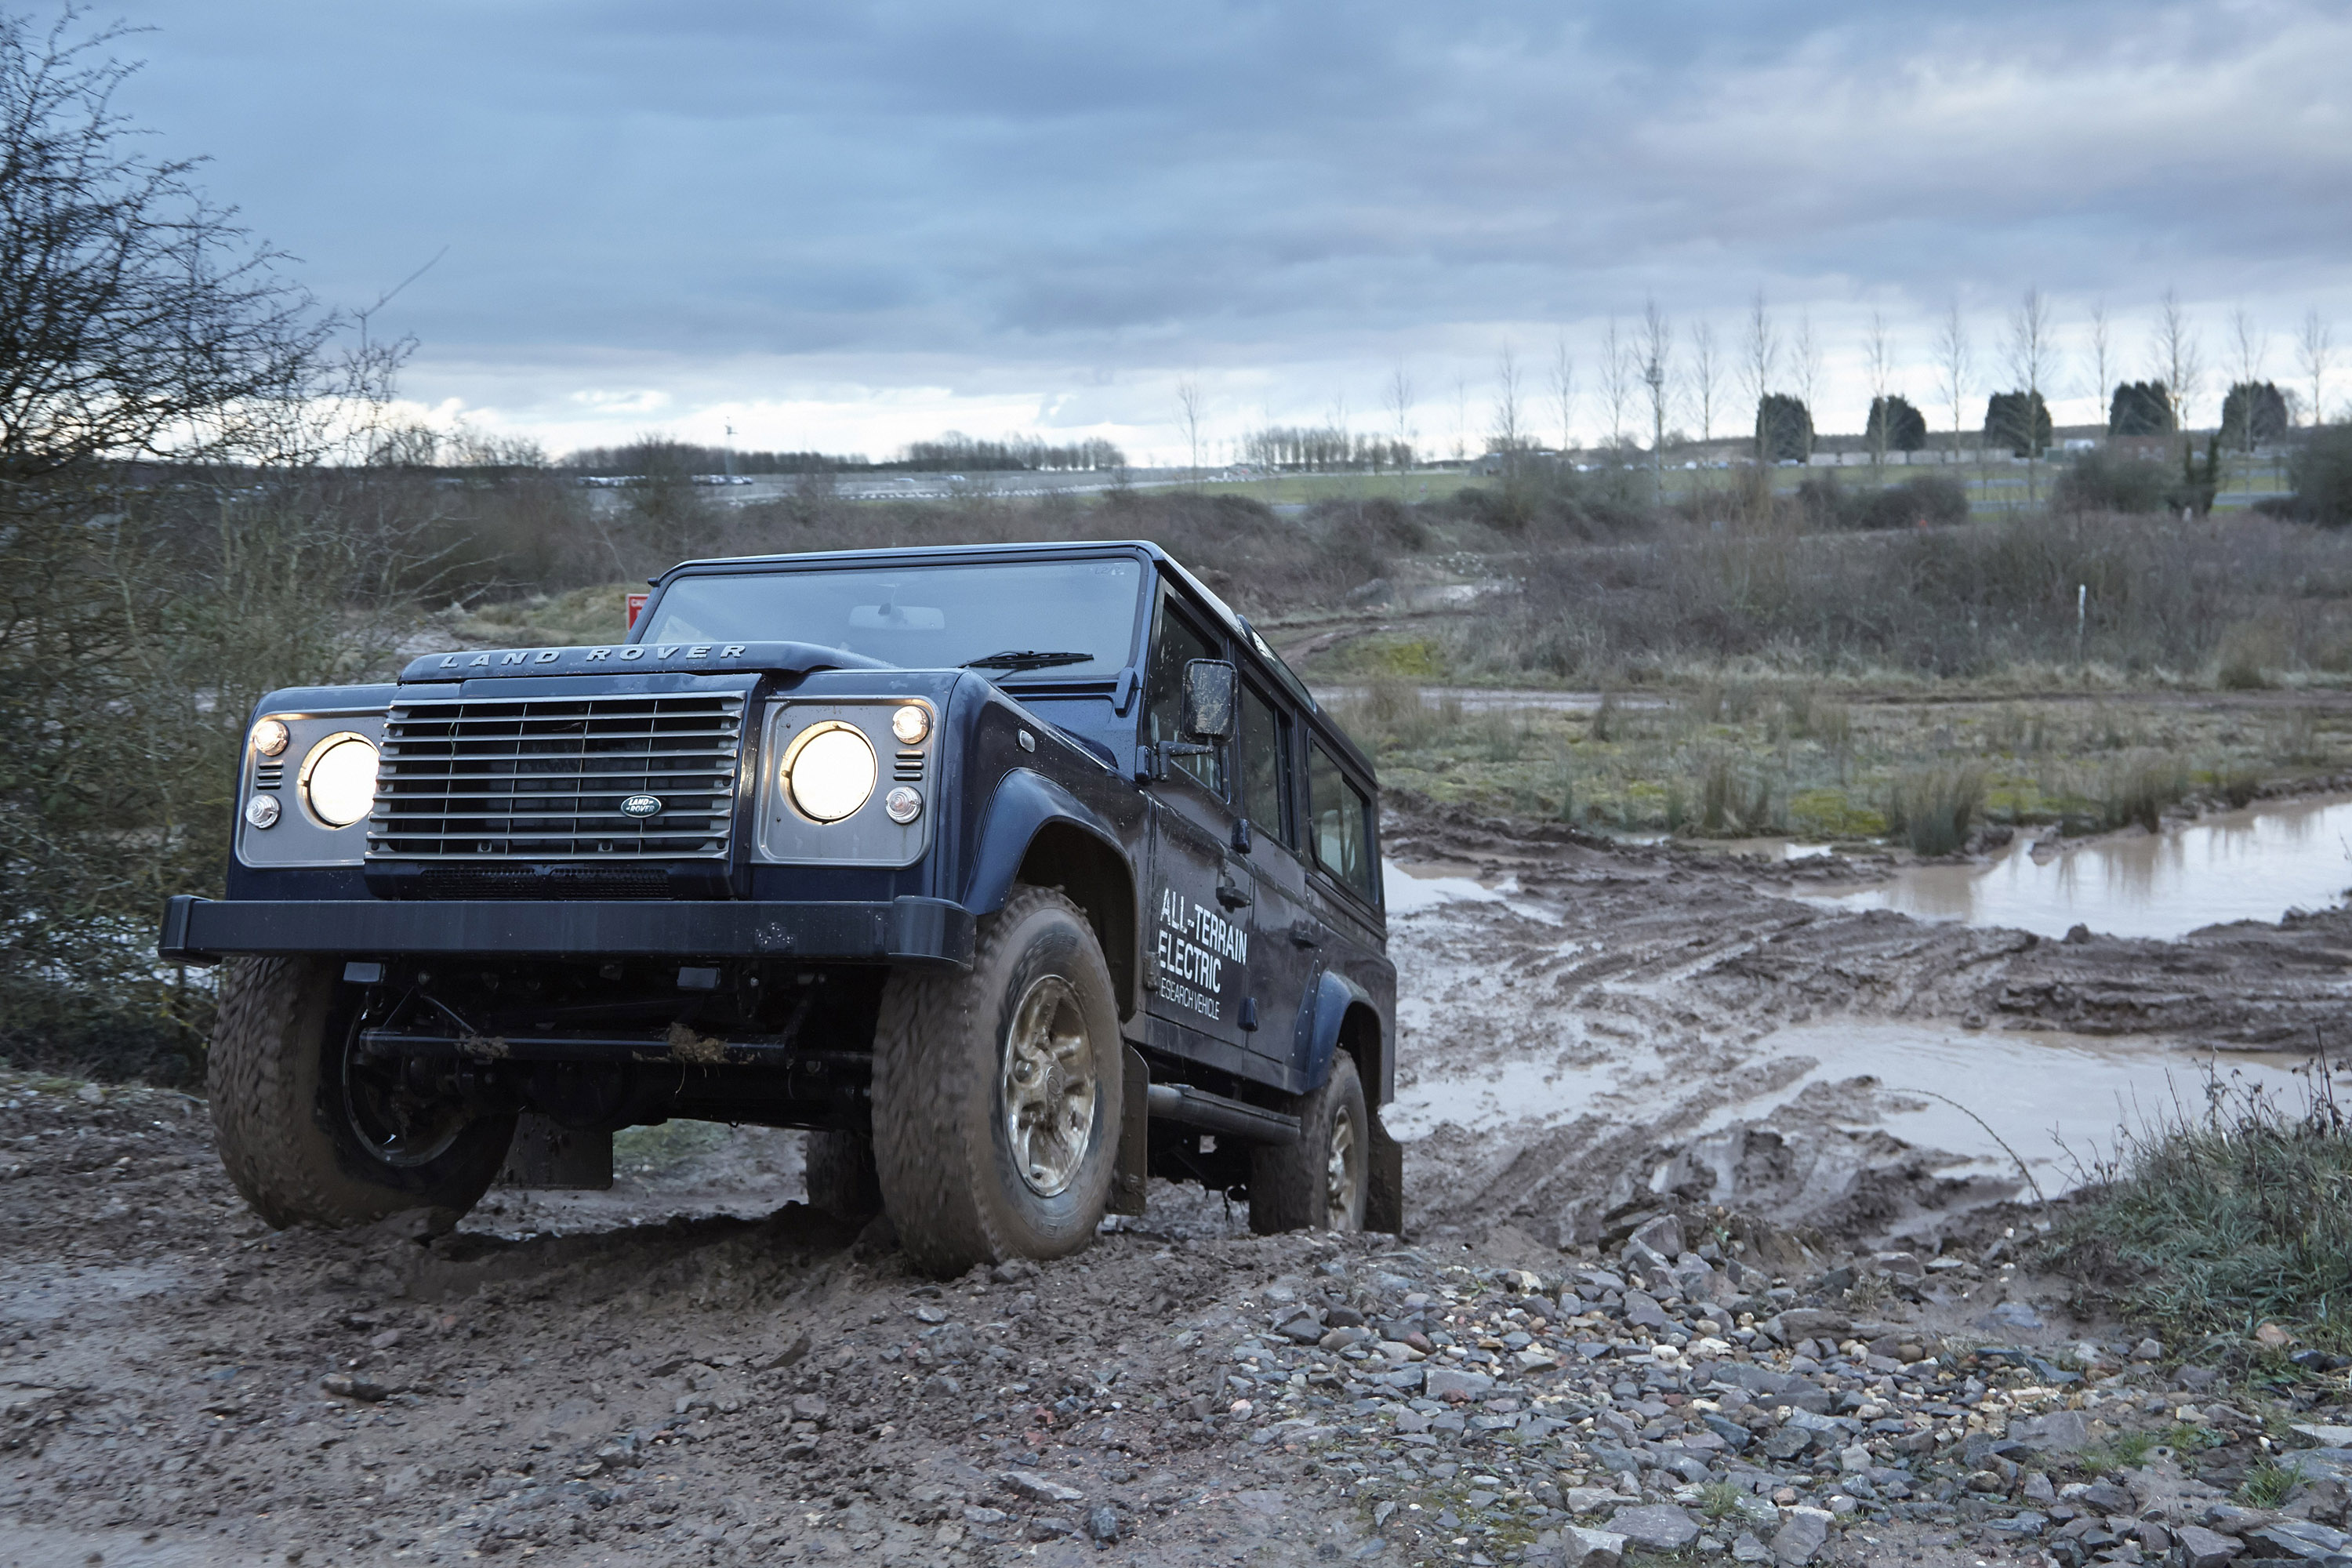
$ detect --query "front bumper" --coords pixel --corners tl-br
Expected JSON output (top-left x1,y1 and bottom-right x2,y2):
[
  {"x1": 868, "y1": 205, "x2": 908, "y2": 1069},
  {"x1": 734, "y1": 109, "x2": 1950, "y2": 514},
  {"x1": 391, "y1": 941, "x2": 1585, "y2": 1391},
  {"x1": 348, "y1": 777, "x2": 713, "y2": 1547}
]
[{"x1": 158, "y1": 893, "x2": 975, "y2": 969}]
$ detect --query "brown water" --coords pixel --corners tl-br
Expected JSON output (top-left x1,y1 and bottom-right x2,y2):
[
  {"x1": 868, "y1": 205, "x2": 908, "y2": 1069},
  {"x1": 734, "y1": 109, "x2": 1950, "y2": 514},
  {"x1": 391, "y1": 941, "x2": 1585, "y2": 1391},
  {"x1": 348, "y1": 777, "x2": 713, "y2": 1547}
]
[{"x1": 1809, "y1": 795, "x2": 2352, "y2": 939}]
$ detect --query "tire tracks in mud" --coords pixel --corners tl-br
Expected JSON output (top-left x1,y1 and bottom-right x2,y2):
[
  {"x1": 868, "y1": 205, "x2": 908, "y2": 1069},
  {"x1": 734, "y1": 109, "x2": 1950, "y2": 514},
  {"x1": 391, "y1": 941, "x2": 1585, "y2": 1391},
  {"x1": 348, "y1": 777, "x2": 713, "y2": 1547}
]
[{"x1": 1381, "y1": 798, "x2": 2352, "y2": 1247}]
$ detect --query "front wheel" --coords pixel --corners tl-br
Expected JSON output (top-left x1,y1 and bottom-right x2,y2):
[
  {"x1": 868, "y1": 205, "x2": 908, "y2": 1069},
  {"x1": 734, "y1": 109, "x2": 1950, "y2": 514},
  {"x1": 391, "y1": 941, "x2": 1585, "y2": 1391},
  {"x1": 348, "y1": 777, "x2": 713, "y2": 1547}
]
[
  {"x1": 1250, "y1": 1051, "x2": 1368, "y2": 1235},
  {"x1": 208, "y1": 956, "x2": 514, "y2": 1229},
  {"x1": 870, "y1": 886, "x2": 1123, "y2": 1276}
]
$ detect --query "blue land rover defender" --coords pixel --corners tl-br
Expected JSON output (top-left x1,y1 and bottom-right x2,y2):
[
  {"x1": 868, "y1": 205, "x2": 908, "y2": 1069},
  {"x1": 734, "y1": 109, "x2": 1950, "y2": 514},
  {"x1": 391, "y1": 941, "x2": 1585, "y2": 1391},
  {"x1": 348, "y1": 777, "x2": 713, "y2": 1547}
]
[{"x1": 160, "y1": 541, "x2": 1399, "y2": 1272}]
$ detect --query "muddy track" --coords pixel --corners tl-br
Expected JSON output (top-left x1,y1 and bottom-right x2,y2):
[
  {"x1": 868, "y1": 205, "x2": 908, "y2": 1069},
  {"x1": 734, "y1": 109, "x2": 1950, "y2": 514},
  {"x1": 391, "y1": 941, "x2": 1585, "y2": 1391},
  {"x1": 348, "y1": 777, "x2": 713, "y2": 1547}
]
[{"x1": 5, "y1": 807, "x2": 2352, "y2": 1566}]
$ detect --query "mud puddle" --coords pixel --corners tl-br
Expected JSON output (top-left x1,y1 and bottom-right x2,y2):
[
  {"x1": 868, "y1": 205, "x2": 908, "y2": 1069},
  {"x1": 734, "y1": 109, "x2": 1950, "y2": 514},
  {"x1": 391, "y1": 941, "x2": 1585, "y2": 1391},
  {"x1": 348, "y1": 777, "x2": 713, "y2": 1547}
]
[
  {"x1": 1690, "y1": 1021, "x2": 2321, "y2": 1196},
  {"x1": 1809, "y1": 793, "x2": 2352, "y2": 939},
  {"x1": 1378, "y1": 850, "x2": 2351, "y2": 1242}
]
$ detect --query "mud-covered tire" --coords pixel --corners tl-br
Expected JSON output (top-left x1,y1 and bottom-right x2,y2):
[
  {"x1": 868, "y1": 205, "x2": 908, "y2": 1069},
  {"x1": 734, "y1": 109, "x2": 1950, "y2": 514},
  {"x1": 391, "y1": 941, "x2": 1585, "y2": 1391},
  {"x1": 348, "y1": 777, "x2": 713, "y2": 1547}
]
[
  {"x1": 1250, "y1": 1051, "x2": 1368, "y2": 1235},
  {"x1": 802, "y1": 1130, "x2": 883, "y2": 1220},
  {"x1": 207, "y1": 956, "x2": 514, "y2": 1229},
  {"x1": 870, "y1": 886, "x2": 1123, "y2": 1276}
]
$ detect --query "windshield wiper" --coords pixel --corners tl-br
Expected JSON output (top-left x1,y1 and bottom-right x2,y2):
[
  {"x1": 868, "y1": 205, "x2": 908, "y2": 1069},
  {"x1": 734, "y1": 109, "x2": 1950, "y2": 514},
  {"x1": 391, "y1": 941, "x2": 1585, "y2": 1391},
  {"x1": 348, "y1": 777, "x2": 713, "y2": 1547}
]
[{"x1": 963, "y1": 650, "x2": 1095, "y2": 671}]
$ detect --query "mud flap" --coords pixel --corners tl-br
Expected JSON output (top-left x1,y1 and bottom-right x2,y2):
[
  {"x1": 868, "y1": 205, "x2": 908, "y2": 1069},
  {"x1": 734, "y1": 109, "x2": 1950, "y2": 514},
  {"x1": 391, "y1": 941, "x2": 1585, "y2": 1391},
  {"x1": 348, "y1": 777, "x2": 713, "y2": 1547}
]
[
  {"x1": 1365, "y1": 1111, "x2": 1403, "y2": 1235},
  {"x1": 1110, "y1": 1044, "x2": 1149, "y2": 1217},
  {"x1": 495, "y1": 1113, "x2": 613, "y2": 1190}
]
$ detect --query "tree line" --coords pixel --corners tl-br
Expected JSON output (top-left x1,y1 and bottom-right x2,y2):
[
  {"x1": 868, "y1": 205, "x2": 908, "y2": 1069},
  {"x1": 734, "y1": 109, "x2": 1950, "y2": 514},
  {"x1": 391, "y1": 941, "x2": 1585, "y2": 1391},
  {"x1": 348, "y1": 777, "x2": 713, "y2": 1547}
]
[{"x1": 559, "y1": 432, "x2": 1127, "y2": 477}]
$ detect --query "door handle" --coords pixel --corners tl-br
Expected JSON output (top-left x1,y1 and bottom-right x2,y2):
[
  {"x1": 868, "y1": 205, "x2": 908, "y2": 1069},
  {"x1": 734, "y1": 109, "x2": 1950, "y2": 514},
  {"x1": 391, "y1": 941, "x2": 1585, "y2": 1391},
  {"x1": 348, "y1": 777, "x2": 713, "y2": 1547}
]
[
  {"x1": 1287, "y1": 922, "x2": 1320, "y2": 949},
  {"x1": 1216, "y1": 881, "x2": 1253, "y2": 910}
]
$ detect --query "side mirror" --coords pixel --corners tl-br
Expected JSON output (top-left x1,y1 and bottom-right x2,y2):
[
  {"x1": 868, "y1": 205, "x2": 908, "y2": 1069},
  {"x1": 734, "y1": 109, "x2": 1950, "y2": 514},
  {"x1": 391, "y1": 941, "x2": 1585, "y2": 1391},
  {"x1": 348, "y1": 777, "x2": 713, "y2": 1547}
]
[{"x1": 1181, "y1": 659, "x2": 1236, "y2": 739}]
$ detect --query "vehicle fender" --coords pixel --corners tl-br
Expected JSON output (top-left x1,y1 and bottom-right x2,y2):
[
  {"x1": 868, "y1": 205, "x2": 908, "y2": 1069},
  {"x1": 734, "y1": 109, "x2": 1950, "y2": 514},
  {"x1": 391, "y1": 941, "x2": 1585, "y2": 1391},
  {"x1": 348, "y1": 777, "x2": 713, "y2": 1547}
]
[
  {"x1": 955, "y1": 775, "x2": 1138, "y2": 1020},
  {"x1": 960, "y1": 768, "x2": 1127, "y2": 917},
  {"x1": 1293, "y1": 967, "x2": 1377, "y2": 1094}
]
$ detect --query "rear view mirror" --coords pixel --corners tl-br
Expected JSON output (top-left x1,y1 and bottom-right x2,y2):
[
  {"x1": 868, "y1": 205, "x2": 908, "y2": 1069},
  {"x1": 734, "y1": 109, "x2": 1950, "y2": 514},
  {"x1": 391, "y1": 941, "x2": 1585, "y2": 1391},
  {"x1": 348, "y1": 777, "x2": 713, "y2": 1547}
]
[{"x1": 1181, "y1": 659, "x2": 1236, "y2": 739}]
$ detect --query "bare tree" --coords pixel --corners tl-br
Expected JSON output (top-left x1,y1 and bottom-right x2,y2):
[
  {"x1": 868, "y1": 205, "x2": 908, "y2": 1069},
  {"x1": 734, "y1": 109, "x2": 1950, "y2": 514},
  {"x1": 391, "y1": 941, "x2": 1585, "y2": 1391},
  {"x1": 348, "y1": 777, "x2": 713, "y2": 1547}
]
[
  {"x1": 1740, "y1": 292, "x2": 1777, "y2": 463},
  {"x1": 1690, "y1": 320, "x2": 1720, "y2": 444},
  {"x1": 1598, "y1": 316, "x2": 1630, "y2": 446},
  {"x1": 2227, "y1": 307, "x2": 2268, "y2": 452},
  {"x1": 1638, "y1": 299, "x2": 1672, "y2": 502},
  {"x1": 1864, "y1": 310, "x2": 1893, "y2": 467},
  {"x1": 2005, "y1": 287, "x2": 2057, "y2": 499},
  {"x1": 1935, "y1": 299, "x2": 1971, "y2": 461},
  {"x1": 1385, "y1": 361, "x2": 1414, "y2": 462},
  {"x1": 2150, "y1": 288, "x2": 2205, "y2": 441},
  {"x1": 1490, "y1": 345, "x2": 1525, "y2": 469},
  {"x1": 1550, "y1": 337, "x2": 1576, "y2": 452},
  {"x1": 2085, "y1": 300, "x2": 2113, "y2": 430},
  {"x1": 2300, "y1": 310, "x2": 2335, "y2": 426},
  {"x1": 1174, "y1": 376, "x2": 1204, "y2": 484},
  {"x1": 1793, "y1": 313, "x2": 1821, "y2": 460}
]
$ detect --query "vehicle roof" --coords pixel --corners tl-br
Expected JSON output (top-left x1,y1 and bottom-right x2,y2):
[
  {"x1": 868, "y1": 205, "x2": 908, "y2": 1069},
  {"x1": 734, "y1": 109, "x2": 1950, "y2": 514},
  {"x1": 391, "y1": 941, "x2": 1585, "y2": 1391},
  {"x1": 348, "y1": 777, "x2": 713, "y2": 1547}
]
[{"x1": 653, "y1": 540, "x2": 1378, "y2": 781}]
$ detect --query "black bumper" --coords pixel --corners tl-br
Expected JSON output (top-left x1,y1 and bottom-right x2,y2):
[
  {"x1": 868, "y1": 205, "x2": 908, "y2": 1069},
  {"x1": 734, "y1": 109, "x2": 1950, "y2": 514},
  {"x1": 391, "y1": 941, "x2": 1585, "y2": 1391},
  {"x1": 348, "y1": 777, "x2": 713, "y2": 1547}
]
[{"x1": 158, "y1": 894, "x2": 975, "y2": 969}]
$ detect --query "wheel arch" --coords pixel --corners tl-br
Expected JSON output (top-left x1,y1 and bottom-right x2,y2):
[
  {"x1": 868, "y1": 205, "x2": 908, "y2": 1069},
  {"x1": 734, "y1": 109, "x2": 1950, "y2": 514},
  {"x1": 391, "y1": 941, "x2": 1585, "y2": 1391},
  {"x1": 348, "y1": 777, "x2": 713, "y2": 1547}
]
[
  {"x1": 1297, "y1": 970, "x2": 1388, "y2": 1104},
  {"x1": 962, "y1": 770, "x2": 1138, "y2": 1016}
]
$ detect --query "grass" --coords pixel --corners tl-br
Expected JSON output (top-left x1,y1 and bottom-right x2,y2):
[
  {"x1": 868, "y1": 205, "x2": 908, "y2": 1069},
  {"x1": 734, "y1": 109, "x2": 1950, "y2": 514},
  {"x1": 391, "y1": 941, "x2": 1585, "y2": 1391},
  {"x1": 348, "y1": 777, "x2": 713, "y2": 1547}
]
[
  {"x1": 2241, "y1": 1457, "x2": 2304, "y2": 1507},
  {"x1": 450, "y1": 582, "x2": 639, "y2": 646},
  {"x1": 613, "y1": 1118, "x2": 734, "y2": 1178},
  {"x1": 1696, "y1": 1480, "x2": 1748, "y2": 1522},
  {"x1": 2048, "y1": 1069, "x2": 2352, "y2": 1353},
  {"x1": 1329, "y1": 678, "x2": 2344, "y2": 844},
  {"x1": 1884, "y1": 764, "x2": 1989, "y2": 855}
]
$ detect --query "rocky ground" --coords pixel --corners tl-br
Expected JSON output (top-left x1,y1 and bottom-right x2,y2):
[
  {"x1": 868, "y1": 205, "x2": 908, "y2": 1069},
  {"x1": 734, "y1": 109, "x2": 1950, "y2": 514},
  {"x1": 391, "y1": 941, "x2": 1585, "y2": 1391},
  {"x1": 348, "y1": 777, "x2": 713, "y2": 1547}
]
[{"x1": 7, "y1": 808, "x2": 2352, "y2": 1567}]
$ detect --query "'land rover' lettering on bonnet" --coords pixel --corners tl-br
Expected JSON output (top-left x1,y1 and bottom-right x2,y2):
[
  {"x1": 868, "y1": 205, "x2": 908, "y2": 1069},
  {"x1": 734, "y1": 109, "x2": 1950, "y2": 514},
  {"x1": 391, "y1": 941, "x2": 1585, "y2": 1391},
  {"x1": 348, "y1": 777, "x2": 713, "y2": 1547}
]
[{"x1": 434, "y1": 643, "x2": 750, "y2": 670}]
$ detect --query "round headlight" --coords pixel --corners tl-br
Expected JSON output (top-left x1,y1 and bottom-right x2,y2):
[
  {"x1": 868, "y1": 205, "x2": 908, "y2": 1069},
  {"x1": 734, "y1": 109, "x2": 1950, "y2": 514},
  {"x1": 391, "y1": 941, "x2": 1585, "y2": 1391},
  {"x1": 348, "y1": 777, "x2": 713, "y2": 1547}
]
[
  {"x1": 891, "y1": 705, "x2": 930, "y2": 746},
  {"x1": 301, "y1": 734, "x2": 380, "y2": 828},
  {"x1": 250, "y1": 718, "x2": 289, "y2": 757},
  {"x1": 784, "y1": 723, "x2": 877, "y2": 823}
]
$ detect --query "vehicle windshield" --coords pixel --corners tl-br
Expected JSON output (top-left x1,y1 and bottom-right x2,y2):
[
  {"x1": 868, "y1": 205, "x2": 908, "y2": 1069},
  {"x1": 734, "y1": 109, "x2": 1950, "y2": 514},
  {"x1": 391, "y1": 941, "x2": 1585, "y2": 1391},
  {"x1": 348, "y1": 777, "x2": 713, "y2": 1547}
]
[{"x1": 640, "y1": 557, "x2": 1146, "y2": 676}]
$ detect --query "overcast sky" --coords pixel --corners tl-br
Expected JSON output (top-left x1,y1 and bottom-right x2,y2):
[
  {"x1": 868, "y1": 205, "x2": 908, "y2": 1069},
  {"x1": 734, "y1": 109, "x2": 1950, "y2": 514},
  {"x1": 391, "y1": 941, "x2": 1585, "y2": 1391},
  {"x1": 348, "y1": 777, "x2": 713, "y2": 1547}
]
[{"x1": 107, "y1": 0, "x2": 2352, "y2": 459}]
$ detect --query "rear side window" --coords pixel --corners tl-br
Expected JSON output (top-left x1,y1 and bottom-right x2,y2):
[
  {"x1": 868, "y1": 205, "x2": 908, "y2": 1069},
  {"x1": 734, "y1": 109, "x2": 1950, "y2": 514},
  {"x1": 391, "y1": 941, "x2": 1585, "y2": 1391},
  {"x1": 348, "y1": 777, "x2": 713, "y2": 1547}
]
[
  {"x1": 1308, "y1": 742, "x2": 1374, "y2": 902},
  {"x1": 1237, "y1": 683, "x2": 1294, "y2": 848}
]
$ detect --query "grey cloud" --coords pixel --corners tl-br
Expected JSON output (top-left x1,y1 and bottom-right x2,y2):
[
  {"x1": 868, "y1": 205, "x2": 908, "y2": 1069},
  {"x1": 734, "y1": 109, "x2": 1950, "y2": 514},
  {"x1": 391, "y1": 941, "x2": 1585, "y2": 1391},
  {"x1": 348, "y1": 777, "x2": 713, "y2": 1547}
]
[{"x1": 109, "y1": 0, "x2": 2352, "y2": 437}]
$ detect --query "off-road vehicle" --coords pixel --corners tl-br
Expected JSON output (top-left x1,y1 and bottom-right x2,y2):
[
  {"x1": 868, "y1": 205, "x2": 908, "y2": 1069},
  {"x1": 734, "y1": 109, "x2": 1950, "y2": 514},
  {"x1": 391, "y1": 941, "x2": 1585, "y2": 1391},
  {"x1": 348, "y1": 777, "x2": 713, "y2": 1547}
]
[{"x1": 161, "y1": 541, "x2": 1399, "y2": 1271}]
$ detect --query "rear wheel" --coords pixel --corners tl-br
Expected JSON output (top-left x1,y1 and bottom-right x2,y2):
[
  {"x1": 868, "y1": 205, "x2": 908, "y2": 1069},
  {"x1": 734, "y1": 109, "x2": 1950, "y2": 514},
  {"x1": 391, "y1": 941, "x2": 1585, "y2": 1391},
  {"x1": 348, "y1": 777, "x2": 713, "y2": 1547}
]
[
  {"x1": 1250, "y1": 1051, "x2": 1367, "y2": 1235},
  {"x1": 208, "y1": 956, "x2": 514, "y2": 1228},
  {"x1": 870, "y1": 886, "x2": 1123, "y2": 1276}
]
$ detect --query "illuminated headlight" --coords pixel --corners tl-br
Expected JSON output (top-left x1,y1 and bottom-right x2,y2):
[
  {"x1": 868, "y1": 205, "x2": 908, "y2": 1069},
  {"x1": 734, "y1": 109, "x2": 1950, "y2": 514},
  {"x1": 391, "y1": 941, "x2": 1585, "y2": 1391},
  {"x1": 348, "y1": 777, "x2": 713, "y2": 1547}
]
[
  {"x1": 300, "y1": 734, "x2": 380, "y2": 828},
  {"x1": 891, "y1": 705, "x2": 930, "y2": 745},
  {"x1": 885, "y1": 786, "x2": 922, "y2": 824},
  {"x1": 250, "y1": 718, "x2": 289, "y2": 757},
  {"x1": 784, "y1": 722, "x2": 877, "y2": 823}
]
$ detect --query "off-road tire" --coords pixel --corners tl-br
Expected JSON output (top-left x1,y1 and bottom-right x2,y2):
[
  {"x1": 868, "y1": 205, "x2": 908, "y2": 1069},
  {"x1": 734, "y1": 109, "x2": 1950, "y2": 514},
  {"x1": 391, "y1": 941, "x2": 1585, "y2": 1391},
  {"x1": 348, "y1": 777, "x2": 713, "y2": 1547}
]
[
  {"x1": 1250, "y1": 1051, "x2": 1368, "y2": 1235},
  {"x1": 871, "y1": 885, "x2": 1123, "y2": 1276},
  {"x1": 207, "y1": 956, "x2": 514, "y2": 1229},
  {"x1": 803, "y1": 1130, "x2": 884, "y2": 1220}
]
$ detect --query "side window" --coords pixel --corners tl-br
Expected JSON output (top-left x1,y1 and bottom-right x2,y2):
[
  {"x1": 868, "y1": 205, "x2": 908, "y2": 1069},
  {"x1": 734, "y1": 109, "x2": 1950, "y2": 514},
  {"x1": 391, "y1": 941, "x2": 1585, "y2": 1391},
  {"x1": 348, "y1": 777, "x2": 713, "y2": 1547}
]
[
  {"x1": 1308, "y1": 742, "x2": 1375, "y2": 902},
  {"x1": 1238, "y1": 682, "x2": 1294, "y2": 848},
  {"x1": 1144, "y1": 596, "x2": 1224, "y2": 797}
]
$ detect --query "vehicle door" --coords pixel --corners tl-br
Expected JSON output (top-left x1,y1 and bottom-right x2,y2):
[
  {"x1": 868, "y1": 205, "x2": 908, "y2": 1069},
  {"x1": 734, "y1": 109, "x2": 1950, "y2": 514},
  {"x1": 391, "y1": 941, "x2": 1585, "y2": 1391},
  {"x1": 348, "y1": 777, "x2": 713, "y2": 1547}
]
[
  {"x1": 1138, "y1": 593, "x2": 1255, "y2": 1051},
  {"x1": 1232, "y1": 677, "x2": 1320, "y2": 1076}
]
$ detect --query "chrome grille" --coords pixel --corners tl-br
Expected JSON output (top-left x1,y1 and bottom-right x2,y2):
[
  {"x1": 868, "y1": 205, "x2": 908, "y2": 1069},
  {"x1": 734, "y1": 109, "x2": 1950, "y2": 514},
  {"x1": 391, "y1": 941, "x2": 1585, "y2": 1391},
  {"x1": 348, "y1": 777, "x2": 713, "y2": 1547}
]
[{"x1": 368, "y1": 693, "x2": 744, "y2": 860}]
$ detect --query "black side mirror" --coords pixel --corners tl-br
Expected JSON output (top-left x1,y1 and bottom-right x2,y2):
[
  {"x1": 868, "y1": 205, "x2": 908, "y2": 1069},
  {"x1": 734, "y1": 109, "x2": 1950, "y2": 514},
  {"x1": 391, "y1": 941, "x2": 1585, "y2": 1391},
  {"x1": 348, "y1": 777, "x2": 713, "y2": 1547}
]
[{"x1": 1181, "y1": 659, "x2": 1236, "y2": 739}]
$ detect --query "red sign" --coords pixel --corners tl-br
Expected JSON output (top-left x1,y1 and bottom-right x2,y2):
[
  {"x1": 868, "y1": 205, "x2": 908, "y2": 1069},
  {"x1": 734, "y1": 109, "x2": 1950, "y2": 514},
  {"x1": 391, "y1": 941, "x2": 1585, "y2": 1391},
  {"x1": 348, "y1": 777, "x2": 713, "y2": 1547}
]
[{"x1": 625, "y1": 592, "x2": 648, "y2": 630}]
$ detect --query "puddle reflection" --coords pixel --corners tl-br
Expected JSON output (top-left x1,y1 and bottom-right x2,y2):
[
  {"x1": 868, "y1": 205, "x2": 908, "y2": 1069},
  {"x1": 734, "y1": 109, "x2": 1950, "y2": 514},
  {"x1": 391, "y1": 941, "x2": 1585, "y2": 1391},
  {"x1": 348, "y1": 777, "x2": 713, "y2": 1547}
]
[{"x1": 1811, "y1": 795, "x2": 2352, "y2": 939}]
